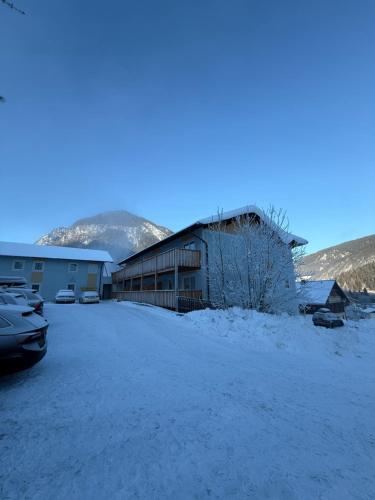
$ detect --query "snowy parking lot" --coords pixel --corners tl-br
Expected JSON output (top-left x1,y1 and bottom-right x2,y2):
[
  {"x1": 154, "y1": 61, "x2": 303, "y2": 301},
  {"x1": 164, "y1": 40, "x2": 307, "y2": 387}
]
[{"x1": 1, "y1": 302, "x2": 375, "y2": 499}]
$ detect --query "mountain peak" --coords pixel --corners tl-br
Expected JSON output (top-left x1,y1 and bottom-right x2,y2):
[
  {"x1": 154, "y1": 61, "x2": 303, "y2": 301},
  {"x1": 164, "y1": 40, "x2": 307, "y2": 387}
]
[
  {"x1": 71, "y1": 210, "x2": 167, "y2": 229},
  {"x1": 36, "y1": 210, "x2": 172, "y2": 261}
]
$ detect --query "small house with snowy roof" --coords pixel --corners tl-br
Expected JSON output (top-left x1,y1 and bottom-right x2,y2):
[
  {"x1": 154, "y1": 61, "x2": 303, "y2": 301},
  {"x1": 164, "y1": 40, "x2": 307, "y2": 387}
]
[{"x1": 297, "y1": 279, "x2": 349, "y2": 315}]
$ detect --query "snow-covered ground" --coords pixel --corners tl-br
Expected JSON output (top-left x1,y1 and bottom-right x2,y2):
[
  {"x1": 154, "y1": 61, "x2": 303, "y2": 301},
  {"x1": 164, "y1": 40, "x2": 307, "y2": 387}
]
[{"x1": 1, "y1": 302, "x2": 374, "y2": 499}]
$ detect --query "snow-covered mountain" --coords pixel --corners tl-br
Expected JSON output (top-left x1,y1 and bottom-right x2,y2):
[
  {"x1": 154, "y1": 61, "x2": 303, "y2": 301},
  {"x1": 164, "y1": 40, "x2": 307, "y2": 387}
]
[
  {"x1": 300, "y1": 234, "x2": 375, "y2": 290},
  {"x1": 36, "y1": 210, "x2": 172, "y2": 261}
]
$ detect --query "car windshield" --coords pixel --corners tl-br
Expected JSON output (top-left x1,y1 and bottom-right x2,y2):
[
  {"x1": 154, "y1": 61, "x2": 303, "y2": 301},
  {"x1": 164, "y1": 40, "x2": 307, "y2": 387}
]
[
  {"x1": 83, "y1": 292, "x2": 98, "y2": 297},
  {"x1": 58, "y1": 291, "x2": 74, "y2": 296}
]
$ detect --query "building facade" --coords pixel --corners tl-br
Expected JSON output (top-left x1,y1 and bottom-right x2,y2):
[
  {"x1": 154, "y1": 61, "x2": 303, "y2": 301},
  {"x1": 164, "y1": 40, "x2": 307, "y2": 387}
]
[
  {"x1": 0, "y1": 242, "x2": 112, "y2": 300},
  {"x1": 112, "y1": 206, "x2": 307, "y2": 311}
]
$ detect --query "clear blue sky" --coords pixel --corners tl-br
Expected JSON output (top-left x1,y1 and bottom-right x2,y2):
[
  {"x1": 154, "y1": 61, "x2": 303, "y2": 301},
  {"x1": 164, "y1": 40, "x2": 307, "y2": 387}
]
[{"x1": 1, "y1": 0, "x2": 374, "y2": 254}]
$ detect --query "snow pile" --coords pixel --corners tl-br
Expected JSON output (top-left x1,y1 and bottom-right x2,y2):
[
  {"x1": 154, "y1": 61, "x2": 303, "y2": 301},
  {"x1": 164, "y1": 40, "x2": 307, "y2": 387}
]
[
  {"x1": 1, "y1": 302, "x2": 375, "y2": 499},
  {"x1": 184, "y1": 307, "x2": 375, "y2": 361}
]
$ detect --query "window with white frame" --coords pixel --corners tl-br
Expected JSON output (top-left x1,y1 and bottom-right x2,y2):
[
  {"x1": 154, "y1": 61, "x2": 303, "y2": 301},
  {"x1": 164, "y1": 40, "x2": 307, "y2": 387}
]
[
  {"x1": 31, "y1": 283, "x2": 41, "y2": 292},
  {"x1": 68, "y1": 263, "x2": 79, "y2": 272},
  {"x1": 12, "y1": 260, "x2": 25, "y2": 271},
  {"x1": 32, "y1": 261, "x2": 44, "y2": 272},
  {"x1": 67, "y1": 283, "x2": 76, "y2": 291}
]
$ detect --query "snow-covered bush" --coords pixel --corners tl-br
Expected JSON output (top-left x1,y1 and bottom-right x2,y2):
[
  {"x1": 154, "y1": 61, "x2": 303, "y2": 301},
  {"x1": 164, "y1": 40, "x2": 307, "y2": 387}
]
[{"x1": 206, "y1": 207, "x2": 305, "y2": 314}]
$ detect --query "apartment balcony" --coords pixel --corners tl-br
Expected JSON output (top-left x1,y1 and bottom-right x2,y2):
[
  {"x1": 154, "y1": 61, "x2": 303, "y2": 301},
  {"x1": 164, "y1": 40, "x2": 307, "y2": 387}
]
[
  {"x1": 112, "y1": 289, "x2": 203, "y2": 310},
  {"x1": 112, "y1": 248, "x2": 201, "y2": 283}
]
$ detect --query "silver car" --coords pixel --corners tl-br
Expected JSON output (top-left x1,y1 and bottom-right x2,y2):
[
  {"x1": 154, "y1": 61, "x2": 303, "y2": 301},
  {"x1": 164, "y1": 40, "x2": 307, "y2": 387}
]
[
  {"x1": 79, "y1": 291, "x2": 100, "y2": 304},
  {"x1": 0, "y1": 304, "x2": 49, "y2": 369},
  {"x1": 55, "y1": 289, "x2": 76, "y2": 304}
]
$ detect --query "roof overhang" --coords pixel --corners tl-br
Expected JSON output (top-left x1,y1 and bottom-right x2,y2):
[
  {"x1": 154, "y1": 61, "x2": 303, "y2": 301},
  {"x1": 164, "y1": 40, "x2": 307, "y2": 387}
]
[
  {"x1": 0, "y1": 241, "x2": 113, "y2": 263},
  {"x1": 119, "y1": 205, "x2": 308, "y2": 265}
]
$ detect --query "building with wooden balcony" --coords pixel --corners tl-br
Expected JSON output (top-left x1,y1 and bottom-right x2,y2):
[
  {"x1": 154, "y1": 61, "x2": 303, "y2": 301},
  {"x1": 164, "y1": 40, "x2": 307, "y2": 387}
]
[{"x1": 112, "y1": 206, "x2": 307, "y2": 311}]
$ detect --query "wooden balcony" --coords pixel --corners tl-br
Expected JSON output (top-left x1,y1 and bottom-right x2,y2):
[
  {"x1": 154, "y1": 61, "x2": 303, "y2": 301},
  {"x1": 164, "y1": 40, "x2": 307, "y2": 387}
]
[
  {"x1": 112, "y1": 290, "x2": 203, "y2": 310},
  {"x1": 112, "y1": 248, "x2": 201, "y2": 283}
]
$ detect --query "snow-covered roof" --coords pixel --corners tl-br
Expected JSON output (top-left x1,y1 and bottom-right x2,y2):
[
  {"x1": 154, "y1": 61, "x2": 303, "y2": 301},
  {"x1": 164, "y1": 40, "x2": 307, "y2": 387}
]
[
  {"x1": 297, "y1": 280, "x2": 336, "y2": 304},
  {"x1": 199, "y1": 205, "x2": 308, "y2": 246},
  {"x1": 120, "y1": 205, "x2": 307, "y2": 264},
  {"x1": 0, "y1": 241, "x2": 113, "y2": 263}
]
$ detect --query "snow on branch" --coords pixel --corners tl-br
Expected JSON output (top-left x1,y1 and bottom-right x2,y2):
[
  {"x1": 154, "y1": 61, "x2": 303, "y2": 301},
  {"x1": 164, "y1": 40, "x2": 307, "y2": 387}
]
[
  {"x1": 1, "y1": 0, "x2": 26, "y2": 15},
  {"x1": 207, "y1": 206, "x2": 307, "y2": 314}
]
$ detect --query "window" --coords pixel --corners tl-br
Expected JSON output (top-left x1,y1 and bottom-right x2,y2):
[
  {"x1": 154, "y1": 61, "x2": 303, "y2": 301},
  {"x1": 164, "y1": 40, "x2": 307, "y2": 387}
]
[
  {"x1": 67, "y1": 283, "x2": 76, "y2": 291},
  {"x1": 184, "y1": 241, "x2": 196, "y2": 250},
  {"x1": 32, "y1": 261, "x2": 44, "y2": 272},
  {"x1": 31, "y1": 283, "x2": 41, "y2": 292},
  {"x1": 12, "y1": 260, "x2": 25, "y2": 271},
  {"x1": 68, "y1": 263, "x2": 79, "y2": 272}
]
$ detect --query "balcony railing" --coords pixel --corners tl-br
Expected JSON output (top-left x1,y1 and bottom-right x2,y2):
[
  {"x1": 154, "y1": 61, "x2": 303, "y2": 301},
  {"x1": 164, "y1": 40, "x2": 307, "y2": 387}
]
[
  {"x1": 112, "y1": 290, "x2": 203, "y2": 310},
  {"x1": 113, "y1": 248, "x2": 201, "y2": 282}
]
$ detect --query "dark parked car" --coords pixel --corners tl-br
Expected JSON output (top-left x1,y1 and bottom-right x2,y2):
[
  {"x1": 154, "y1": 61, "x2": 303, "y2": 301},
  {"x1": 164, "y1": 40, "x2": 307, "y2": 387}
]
[
  {"x1": 5, "y1": 288, "x2": 44, "y2": 315},
  {"x1": 0, "y1": 276, "x2": 27, "y2": 287},
  {"x1": 0, "y1": 304, "x2": 49, "y2": 370},
  {"x1": 0, "y1": 290, "x2": 29, "y2": 307},
  {"x1": 312, "y1": 308, "x2": 344, "y2": 328}
]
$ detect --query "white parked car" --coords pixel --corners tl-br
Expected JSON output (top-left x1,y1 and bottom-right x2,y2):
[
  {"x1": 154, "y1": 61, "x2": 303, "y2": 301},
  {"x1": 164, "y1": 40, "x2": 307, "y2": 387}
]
[
  {"x1": 79, "y1": 291, "x2": 100, "y2": 304},
  {"x1": 55, "y1": 289, "x2": 76, "y2": 304}
]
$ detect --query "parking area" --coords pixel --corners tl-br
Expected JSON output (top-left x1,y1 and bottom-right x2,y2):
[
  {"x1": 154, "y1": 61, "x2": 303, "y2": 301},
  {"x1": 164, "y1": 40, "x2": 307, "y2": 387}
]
[{"x1": 1, "y1": 301, "x2": 375, "y2": 499}]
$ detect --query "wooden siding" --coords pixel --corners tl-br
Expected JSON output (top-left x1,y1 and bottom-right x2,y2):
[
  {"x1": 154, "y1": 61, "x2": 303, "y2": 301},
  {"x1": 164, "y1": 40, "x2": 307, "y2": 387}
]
[
  {"x1": 87, "y1": 272, "x2": 97, "y2": 288},
  {"x1": 113, "y1": 248, "x2": 201, "y2": 282},
  {"x1": 31, "y1": 271, "x2": 43, "y2": 284},
  {"x1": 112, "y1": 289, "x2": 202, "y2": 309}
]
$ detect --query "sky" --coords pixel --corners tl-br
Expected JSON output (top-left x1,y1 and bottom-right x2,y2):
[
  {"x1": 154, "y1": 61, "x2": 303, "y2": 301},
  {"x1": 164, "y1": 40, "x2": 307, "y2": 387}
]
[{"x1": 0, "y1": 0, "x2": 374, "y2": 254}]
